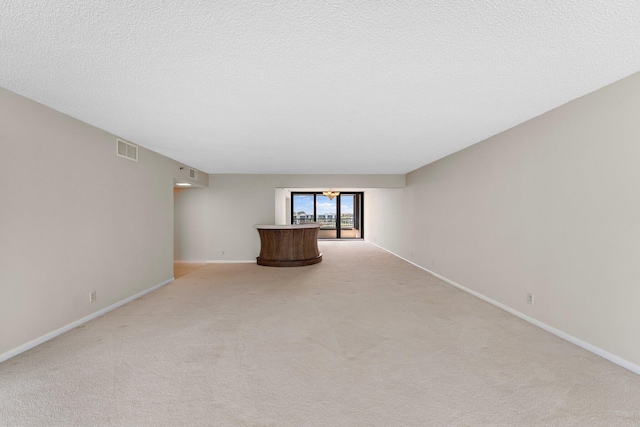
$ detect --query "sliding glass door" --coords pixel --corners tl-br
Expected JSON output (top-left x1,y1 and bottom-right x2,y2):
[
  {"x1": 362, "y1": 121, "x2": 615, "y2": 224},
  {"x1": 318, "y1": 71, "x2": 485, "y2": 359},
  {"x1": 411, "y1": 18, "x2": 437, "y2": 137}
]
[
  {"x1": 315, "y1": 194, "x2": 337, "y2": 238},
  {"x1": 338, "y1": 194, "x2": 359, "y2": 238},
  {"x1": 292, "y1": 192, "x2": 363, "y2": 239}
]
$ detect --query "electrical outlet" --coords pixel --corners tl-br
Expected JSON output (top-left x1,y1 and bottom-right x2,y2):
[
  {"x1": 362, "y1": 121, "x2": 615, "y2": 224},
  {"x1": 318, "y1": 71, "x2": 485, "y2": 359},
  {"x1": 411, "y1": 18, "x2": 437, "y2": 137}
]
[
  {"x1": 527, "y1": 293, "x2": 534, "y2": 305},
  {"x1": 90, "y1": 291, "x2": 96, "y2": 303}
]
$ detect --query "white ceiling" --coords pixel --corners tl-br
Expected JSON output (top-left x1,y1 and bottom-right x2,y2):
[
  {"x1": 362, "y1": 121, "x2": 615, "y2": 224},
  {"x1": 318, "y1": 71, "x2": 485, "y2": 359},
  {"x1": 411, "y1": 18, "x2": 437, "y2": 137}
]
[{"x1": 1, "y1": 1, "x2": 639, "y2": 175}]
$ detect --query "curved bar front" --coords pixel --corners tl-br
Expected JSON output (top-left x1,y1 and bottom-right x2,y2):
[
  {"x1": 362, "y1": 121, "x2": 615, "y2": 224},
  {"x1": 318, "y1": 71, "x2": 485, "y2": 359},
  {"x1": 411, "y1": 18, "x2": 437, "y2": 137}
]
[{"x1": 255, "y1": 223, "x2": 322, "y2": 267}]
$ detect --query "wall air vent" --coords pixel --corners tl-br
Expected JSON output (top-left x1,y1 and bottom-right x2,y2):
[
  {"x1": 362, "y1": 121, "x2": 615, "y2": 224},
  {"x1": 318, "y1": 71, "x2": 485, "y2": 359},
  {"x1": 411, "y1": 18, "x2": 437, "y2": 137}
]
[
  {"x1": 116, "y1": 139, "x2": 138, "y2": 161},
  {"x1": 189, "y1": 168, "x2": 198, "y2": 180}
]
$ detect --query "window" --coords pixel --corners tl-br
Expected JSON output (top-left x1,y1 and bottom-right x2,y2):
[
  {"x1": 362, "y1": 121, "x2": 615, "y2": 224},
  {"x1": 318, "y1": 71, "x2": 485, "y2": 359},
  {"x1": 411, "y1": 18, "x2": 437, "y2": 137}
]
[{"x1": 291, "y1": 192, "x2": 363, "y2": 239}]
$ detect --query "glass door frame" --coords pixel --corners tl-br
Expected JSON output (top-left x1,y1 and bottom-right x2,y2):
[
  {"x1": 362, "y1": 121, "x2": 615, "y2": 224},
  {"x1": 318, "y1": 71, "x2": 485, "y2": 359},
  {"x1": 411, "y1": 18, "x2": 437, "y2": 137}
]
[{"x1": 291, "y1": 191, "x2": 364, "y2": 239}]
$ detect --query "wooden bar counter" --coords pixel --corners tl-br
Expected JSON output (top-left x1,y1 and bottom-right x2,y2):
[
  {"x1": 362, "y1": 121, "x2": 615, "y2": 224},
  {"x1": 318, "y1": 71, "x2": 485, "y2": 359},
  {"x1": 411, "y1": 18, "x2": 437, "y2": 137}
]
[{"x1": 255, "y1": 223, "x2": 322, "y2": 267}]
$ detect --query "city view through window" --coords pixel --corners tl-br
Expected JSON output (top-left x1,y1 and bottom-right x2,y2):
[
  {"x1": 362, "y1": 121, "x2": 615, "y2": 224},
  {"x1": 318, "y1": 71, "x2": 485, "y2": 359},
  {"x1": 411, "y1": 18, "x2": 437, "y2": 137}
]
[{"x1": 292, "y1": 194, "x2": 355, "y2": 229}]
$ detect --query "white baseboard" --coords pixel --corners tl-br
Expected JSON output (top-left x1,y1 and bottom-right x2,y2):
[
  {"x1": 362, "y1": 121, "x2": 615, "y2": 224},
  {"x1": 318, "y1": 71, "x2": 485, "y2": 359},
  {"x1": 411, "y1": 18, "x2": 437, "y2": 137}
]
[
  {"x1": 369, "y1": 242, "x2": 640, "y2": 376},
  {"x1": 0, "y1": 277, "x2": 175, "y2": 364},
  {"x1": 174, "y1": 260, "x2": 207, "y2": 264},
  {"x1": 206, "y1": 260, "x2": 256, "y2": 264},
  {"x1": 176, "y1": 259, "x2": 256, "y2": 264}
]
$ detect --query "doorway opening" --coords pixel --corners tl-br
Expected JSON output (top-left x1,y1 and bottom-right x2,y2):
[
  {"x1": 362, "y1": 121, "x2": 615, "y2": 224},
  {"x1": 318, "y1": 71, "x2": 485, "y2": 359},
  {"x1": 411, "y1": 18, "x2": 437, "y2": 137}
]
[{"x1": 291, "y1": 192, "x2": 364, "y2": 239}]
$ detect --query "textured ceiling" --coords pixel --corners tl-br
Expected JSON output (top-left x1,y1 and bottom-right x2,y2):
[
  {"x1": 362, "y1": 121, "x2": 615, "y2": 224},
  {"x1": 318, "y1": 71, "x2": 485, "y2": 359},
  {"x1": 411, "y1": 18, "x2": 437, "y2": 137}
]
[{"x1": 1, "y1": 1, "x2": 639, "y2": 174}]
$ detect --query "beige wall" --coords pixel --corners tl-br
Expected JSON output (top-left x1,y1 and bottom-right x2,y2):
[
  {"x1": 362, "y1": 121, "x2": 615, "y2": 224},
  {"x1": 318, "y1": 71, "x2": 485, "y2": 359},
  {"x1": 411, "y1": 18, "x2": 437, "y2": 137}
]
[
  {"x1": 366, "y1": 72, "x2": 640, "y2": 369},
  {"x1": 174, "y1": 175, "x2": 404, "y2": 261},
  {"x1": 0, "y1": 87, "x2": 207, "y2": 359}
]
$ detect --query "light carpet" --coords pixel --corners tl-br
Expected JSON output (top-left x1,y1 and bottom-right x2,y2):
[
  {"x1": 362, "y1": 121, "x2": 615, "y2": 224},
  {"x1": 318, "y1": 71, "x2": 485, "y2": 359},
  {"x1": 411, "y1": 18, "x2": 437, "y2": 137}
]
[{"x1": 1, "y1": 241, "x2": 640, "y2": 426}]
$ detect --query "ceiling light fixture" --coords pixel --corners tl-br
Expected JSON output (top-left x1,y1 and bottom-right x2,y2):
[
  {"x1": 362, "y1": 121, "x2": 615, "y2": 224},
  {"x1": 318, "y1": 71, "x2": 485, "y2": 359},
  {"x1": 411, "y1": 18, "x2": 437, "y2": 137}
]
[
  {"x1": 175, "y1": 182, "x2": 192, "y2": 187},
  {"x1": 323, "y1": 189, "x2": 340, "y2": 200}
]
